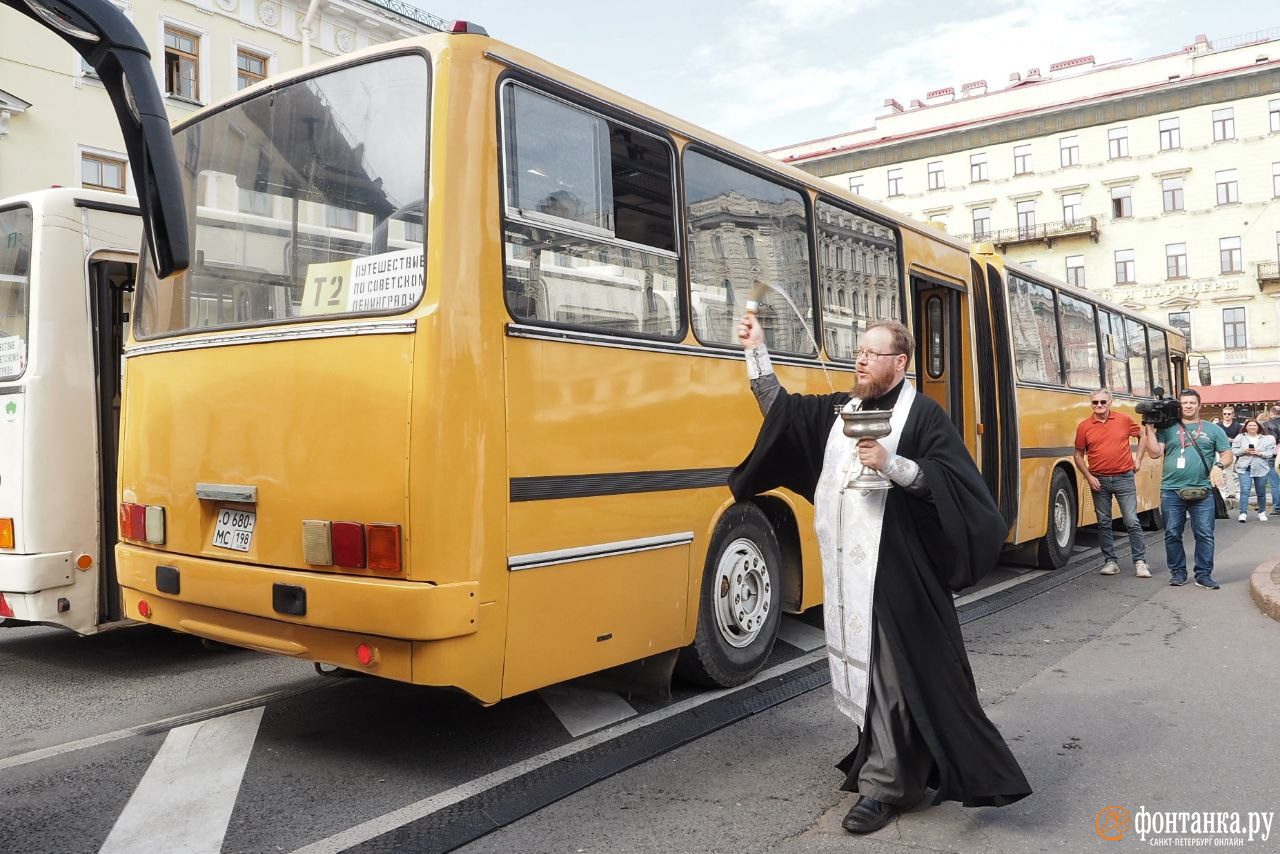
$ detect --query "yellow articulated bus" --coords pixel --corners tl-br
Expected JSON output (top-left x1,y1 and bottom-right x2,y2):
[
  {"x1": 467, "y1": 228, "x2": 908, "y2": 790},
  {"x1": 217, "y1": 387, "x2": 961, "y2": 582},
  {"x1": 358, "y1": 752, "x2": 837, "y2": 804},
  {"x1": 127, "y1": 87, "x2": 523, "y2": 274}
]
[
  {"x1": 968, "y1": 251, "x2": 1187, "y2": 567},
  {"x1": 115, "y1": 27, "x2": 1183, "y2": 703}
]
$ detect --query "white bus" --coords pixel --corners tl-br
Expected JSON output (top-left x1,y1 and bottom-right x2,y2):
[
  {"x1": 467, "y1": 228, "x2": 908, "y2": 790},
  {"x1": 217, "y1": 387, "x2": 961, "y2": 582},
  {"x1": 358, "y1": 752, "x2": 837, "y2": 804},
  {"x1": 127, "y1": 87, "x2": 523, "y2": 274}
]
[{"x1": 0, "y1": 188, "x2": 141, "y2": 634}]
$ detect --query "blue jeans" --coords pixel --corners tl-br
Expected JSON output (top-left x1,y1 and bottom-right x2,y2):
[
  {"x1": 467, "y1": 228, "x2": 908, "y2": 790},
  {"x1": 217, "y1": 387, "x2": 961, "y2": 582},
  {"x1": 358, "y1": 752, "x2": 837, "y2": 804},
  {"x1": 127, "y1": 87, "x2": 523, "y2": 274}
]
[
  {"x1": 1161, "y1": 488, "x2": 1216, "y2": 582},
  {"x1": 1269, "y1": 468, "x2": 1280, "y2": 510},
  {"x1": 1091, "y1": 472, "x2": 1145, "y2": 563},
  {"x1": 1240, "y1": 475, "x2": 1269, "y2": 514}
]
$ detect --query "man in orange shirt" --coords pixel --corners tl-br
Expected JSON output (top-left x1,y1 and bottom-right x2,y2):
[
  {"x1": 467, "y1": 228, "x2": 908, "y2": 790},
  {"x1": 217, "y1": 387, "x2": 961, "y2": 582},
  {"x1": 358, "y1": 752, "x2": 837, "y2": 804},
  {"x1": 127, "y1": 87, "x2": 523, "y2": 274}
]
[{"x1": 1073, "y1": 389, "x2": 1150, "y2": 577}]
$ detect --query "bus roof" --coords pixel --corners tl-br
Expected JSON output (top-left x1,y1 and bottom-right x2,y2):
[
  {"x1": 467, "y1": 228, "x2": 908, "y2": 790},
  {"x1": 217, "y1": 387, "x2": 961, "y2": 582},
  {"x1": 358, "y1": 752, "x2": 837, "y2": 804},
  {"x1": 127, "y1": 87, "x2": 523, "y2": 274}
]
[
  {"x1": 174, "y1": 31, "x2": 970, "y2": 254},
  {"x1": 0, "y1": 186, "x2": 140, "y2": 215}
]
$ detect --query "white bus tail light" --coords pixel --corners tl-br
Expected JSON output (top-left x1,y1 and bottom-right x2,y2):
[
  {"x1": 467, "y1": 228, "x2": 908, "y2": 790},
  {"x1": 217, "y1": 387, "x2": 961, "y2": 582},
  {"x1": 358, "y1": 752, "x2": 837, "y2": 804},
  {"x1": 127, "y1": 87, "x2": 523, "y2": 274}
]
[
  {"x1": 145, "y1": 506, "x2": 166, "y2": 545},
  {"x1": 302, "y1": 520, "x2": 333, "y2": 565},
  {"x1": 0, "y1": 518, "x2": 13, "y2": 549},
  {"x1": 365, "y1": 524, "x2": 402, "y2": 574}
]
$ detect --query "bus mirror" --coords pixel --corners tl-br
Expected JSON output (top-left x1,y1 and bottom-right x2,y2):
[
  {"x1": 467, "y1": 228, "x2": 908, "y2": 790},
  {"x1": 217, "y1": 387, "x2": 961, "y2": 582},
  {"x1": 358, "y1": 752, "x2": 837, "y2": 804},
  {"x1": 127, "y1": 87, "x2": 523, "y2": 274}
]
[
  {"x1": 1197, "y1": 357, "x2": 1212, "y2": 386},
  {"x1": 2, "y1": 0, "x2": 190, "y2": 277}
]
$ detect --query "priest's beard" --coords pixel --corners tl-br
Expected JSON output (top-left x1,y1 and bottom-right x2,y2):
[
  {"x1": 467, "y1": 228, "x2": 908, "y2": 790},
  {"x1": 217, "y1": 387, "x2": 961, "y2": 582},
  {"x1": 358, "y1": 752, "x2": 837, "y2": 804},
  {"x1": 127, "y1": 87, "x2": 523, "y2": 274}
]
[{"x1": 854, "y1": 373, "x2": 896, "y2": 401}]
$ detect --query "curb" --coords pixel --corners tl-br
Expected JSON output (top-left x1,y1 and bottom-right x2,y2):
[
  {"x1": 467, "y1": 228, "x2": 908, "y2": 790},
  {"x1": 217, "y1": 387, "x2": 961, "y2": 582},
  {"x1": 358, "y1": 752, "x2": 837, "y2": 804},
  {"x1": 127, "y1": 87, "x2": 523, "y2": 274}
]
[{"x1": 1247, "y1": 556, "x2": 1280, "y2": 622}]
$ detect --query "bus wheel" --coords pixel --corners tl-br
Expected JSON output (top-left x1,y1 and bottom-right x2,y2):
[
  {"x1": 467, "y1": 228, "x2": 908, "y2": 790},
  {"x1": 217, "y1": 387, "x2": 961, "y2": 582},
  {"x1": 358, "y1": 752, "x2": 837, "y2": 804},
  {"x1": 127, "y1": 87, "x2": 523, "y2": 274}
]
[
  {"x1": 1037, "y1": 469, "x2": 1077, "y2": 569},
  {"x1": 677, "y1": 504, "x2": 783, "y2": 688}
]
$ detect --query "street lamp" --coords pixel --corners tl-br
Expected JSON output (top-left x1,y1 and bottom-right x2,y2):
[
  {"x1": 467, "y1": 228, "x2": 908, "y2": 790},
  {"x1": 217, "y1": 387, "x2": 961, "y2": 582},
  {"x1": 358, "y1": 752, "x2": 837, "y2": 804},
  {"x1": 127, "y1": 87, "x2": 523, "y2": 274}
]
[{"x1": 1187, "y1": 350, "x2": 1212, "y2": 386}]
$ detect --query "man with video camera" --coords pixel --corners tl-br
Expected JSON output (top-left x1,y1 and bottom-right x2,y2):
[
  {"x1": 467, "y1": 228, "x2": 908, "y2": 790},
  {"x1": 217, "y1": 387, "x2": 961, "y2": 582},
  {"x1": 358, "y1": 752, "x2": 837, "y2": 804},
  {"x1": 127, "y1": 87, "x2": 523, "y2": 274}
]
[{"x1": 1143, "y1": 389, "x2": 1233, "y2": 589}]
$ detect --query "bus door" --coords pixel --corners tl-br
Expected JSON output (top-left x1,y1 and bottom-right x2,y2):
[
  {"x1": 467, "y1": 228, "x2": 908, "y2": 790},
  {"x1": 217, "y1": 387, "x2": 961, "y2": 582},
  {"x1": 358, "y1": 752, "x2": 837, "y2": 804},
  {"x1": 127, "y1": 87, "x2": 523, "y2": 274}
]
[
  {"x1": 912, "y1": 278, "x2": 965, "y2": 432},
  {"x1": 88, "y1": 253, "x2": 135, "y2": 624}
]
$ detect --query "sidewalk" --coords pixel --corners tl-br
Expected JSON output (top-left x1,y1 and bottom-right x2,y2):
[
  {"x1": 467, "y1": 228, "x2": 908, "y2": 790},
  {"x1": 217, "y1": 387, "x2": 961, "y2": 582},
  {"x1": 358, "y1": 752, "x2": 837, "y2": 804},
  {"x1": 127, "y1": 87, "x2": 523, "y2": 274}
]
[{"x1": 464, "y1": 522, "x2": 1280, "y2": 853}]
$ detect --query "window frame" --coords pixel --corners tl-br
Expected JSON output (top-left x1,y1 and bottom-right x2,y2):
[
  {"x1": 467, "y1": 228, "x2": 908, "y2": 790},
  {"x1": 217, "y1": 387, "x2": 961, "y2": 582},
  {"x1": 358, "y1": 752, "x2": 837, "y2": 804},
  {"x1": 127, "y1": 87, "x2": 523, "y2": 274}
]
[
  {"x1": 1219, "y1": 236, "x2": 1242, "y2": 274},
  {"x1": 1110, "y1": 184, "x2": 1133, "y2": 219},
  {"x1": 970, "y1": 152, "x2": 988, "y2": 182},
  {"x1": 1059, "y1": 136, "x2": 1080, "y2": 167},
  {"x1": 1065, "y1": 255, "x2": 1084, "y2": 287},
  {"x1": 926, "y1": 160, "x2": 945, "y2": 190},
  {"x1": 1057, "y1": 291, "x2": 1102, "y2": 389},
  {"x1": 163, "y1": 22, "x2": 203, "y2": 103},
  {"x1": 1007, "y1": 272, "x2": 1064, "y2": 387},
  {"x1": 1165, "y1": 242, "x2": 1188, "y2": 279},
  {"x1": 499, "y1": 75, "x2": 685, "y2": 343},
  {"x1": 1212, "y1": 107, "x2": 1235, "y2": 142},
  {"x1": 1159, "y1": 116, "x2": 1181, "y2": 150},
  {"x1": 1061, "y1": 192, "x2": 1082, "y2": 223},
  {"x1": 1222, "y1": 306, "x2": 1246, "y2": 349},
  {"x1": 1168, "y1": 311, "x2": 1192, "y2": 349},
  {"x1": 80, "y1": 149, "x2": 128, "y2": 193},
  {"x1": 886, "y1": 167, "x2": 904, "y2": 197},
  {"x1": 1215, "y1": 169, "x2": 1239, "y2": 205},
  {"x1": 1114, "y1": 248, "x2": 1135, "y2": 284},
  {"x1": 1098, "y1": 308, "x2": 1132, "y2": 395},
  {"x1": 971, "y1": 206, "x2": 991, "y2": 238},
  {"x1": 1162, "y1": 176, "x2": 1184, "y2": 212},
  {"x1": 1271, "y1": 99, "x2": 1280, "y2": 133},
  {"x1": 1012, "y1": 144, "x2": 1032, "y2": 175},
  {"x1": 1108, "y1": 127, "x2": 1129, "y2": 159},
  {"x1": 235, "y1": 45, "x2": 270, "y2": 91}
]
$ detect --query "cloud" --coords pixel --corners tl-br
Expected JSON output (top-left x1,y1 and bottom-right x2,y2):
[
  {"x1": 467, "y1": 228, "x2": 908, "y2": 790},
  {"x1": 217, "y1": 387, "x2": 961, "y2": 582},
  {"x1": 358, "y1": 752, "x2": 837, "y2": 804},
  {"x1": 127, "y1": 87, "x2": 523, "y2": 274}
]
[{"x1": 684, "y1": 0, "x2": 1185, "y2": 149}]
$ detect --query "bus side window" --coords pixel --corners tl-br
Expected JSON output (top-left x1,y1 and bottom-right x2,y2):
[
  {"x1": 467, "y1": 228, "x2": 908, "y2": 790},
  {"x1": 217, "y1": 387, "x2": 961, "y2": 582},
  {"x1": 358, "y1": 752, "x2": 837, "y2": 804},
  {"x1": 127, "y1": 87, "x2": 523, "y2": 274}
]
[
  {"x1": 814, "y1": 198, "x2": 901, "y2": 361},
  {"x1": 500, "y1": 83, "x2": 680, "y2": 339}
]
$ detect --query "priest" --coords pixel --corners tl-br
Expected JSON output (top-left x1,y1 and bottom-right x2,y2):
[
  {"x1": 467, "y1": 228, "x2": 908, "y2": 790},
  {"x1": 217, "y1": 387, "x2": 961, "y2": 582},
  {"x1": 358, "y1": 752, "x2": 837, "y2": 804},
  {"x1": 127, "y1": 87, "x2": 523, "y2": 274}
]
[{"x1": 729, "y1": 315, "x2": 1031, "y2": 834}]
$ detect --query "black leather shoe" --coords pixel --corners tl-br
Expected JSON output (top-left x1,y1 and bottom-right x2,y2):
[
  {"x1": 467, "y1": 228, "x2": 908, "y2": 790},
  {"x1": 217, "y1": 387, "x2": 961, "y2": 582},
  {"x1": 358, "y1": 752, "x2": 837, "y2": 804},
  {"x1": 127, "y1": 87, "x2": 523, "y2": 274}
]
[{"x1": 842, "y1": 796, "x2": 899, "y2": 834}]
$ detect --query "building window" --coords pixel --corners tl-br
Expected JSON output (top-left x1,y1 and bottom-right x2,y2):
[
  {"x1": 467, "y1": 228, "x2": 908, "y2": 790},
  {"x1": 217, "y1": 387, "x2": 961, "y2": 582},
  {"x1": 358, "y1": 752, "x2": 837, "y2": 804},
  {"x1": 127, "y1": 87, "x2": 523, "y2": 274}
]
[
  {"x1": 970, "y1": 152, "x2": 988, "y2": 182},
  {"x1": 1013, "y1": 144, "x2": 1032, "y2": 175},
  {"x1": 1162, "y1": 176, "x2": 1184, "y2": 212},
  {"x1": 743, "y1": 234, "x2": 757, "y2": 259},
  {"x1": 164, "y1": 25, "x2": 200, "y2": 101},
  {"x1": 1016, "y1": 199, "x2": 1036, "y2": 237},
  {"x1": 848, "y1": 174, "x2": 865, "y2": 196},
  {"x1": 1273, "y1": 162, "x2": 1280, "y2": 198},
  {"x1": 326, "y1": 207, "x2": 357, "y2": 230},
  {"x1": 1168, "y1": 311, "x2": 1192, "y2": 347},
  {"x1": 927, "y1": 160, "x2": 944, "y2": 190},
  {"x1": 887, "y1": 167, "x2": 903, "y2": 196},
  {"x1": 1165, "y1": 243, "x2": 1187, "y2": 278},
  {"x1": 972, "y1": 207, "x2": 990, "y2": 238},
  {"x1": 1159, "y1": 117, "x2": 1181, "y2": 150},
  {"x1": 236, "y1": 48, "x2": 268, "y2": 91},
  {"x1": 1271, "y1": 99, "x2": 1280, "y2": 133},
  {"x1": 1065, "y1": 255, "x2": 1084, "y2": 286},
  {"x1": 1222, "y1": 307, "x2": 1246, "y2": 349},
  {"x1": 1115, "y1": 248, "x2": 1135, "y2": 284},
  {"x1": 1059, "y1": 136, "x2": 1079, "y2": 167},
  {"x1": 1215, "y1": 169, "x2": 1239, "y2": 205},
  {"x1": 1219, "y1": 236, "x2": 1242, "y2": 273},
  {"x1": 1212, "y1": 107, "x2": 1235, "y2": 141},
  {"x1": 81, "y1": 151, "x2": 127, "y2": 193},
  {"x1": 1062, "y1": 192, "x2": 1082, "y2": 223},
  {"x1": 238, "y1": 188, "x2": 270, "y2": 215},
  {"x1": 1108, "y1": 127, "x2": 1129, "y2": 159},
  {"x1": 1110, "y1": 185, "x2": 1132, "y2": 218}
]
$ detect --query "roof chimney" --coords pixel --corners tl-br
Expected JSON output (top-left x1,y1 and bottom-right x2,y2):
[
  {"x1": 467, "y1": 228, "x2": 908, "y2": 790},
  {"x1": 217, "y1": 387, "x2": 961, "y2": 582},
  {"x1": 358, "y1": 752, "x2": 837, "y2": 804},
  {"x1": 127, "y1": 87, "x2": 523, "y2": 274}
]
[
  {"x1": 961, "y1": 79, "x2": 987, "y2": 96},
  {"x1": 1008, "y1": 71, "x2": 1022, "y2": 84},
  {"x1": 925, "y1": 86, "x2": 955, "y2": 104},
  {"x1": 909, "y1": 99, "x2": 925, "y2": 110},
  {"x1": 1049, "y1": 55, "x2": 1095, "y2": 74},
  {"x1": 882, "y1": 98, "x2": 904, "y2": 114}
]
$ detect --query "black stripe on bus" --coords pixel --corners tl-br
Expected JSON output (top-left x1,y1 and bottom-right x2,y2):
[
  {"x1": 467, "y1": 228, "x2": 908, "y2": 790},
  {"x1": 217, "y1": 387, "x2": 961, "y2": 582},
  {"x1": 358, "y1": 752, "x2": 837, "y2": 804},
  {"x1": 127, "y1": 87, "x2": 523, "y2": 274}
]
[
  {"x1": 1020, "y1": 447, "x2": 1076, "y2": 459},
  {"x1": 511, "y1": 467, "x2": 735, "y2": 502},
  {"x1": 970, "y1": 259, "x2": 1001, "y2": 508},
  {"x1": 987, "y1": 263, "x2": 1020, "y2": 527},
  {"x1": 73, "y1": 199, "x2": 142, "y2": 216}
]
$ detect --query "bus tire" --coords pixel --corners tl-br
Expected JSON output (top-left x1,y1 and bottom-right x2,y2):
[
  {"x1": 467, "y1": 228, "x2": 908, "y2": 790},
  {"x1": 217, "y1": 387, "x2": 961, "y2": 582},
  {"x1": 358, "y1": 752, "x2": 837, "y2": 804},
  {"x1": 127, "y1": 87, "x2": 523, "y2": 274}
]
[
  {"x1": 1037, "y1": 468, "x2": 1077, "y2": 569},
  {"x1": 1140, "y1": 507, "x2": 1164, "y2": 531},
  {"x1": 677, "y1": 504, "x2": 783, "y2": 688}
]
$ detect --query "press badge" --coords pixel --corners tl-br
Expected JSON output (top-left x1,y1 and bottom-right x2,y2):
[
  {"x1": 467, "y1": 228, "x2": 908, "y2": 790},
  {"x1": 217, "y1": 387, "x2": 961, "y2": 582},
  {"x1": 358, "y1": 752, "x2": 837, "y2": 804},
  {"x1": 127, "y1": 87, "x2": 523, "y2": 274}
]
[{"x1": 1177, "y1": 456, "x2": 1186, "y2": 469}]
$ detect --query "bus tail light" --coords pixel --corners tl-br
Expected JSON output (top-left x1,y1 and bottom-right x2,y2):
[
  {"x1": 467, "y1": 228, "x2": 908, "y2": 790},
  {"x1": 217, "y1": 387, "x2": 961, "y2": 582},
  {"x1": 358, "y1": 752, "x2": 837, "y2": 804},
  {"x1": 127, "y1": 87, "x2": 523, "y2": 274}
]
[
  {"x1": 119, "y1": 503, "x2": 165, "y2": 544},
  {"x1": 331, "y1": 522, "x2": 366, "y2": 569},
  {"x1": 0, "y1": 518, "x2": 14, "y2": 549},
  {"x1": 145, "y1": 506, "x2": 166, "y2": 545},
  {"x1": 365, "y1": 524, "x2": 401, "y2": 573},
  {"x1": 0, "y1": 593, "x2": 13, "y2": 618},
  {"x1": 137, "y1": 599, "x2": 152, "y2": 618},
  {"x1": 355, "y1": 642, "x2": 378, "y2": 666},
  {"x1": 302, "y1": 520, "x2": 333, "y2": 565}
]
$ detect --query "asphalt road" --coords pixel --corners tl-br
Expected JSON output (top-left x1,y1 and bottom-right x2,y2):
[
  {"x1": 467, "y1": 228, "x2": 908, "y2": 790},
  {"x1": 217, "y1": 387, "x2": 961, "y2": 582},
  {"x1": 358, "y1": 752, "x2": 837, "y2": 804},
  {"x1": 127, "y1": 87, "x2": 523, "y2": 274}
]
[{"x1": 1, "y1": 519, "x2": 1274, "y2": 853}]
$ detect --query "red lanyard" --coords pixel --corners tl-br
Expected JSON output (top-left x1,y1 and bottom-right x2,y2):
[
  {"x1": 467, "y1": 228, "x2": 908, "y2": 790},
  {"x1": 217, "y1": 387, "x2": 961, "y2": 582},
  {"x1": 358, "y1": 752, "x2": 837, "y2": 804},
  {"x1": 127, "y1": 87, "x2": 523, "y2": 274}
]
[{"x1": 1178, "y1": 423, "x2": 1203, "y2": 452}]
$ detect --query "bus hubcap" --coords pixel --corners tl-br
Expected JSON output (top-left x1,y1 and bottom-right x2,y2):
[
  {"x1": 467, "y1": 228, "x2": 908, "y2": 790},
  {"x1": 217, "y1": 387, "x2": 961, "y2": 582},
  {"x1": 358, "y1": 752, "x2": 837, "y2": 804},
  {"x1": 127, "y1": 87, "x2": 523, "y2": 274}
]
[
  {"x1": 714, "y1": 538, "x2": 771, "y2": 649},
  {"x1": 1054, "y1": 490, "x2": 1071, "y2": 547}
]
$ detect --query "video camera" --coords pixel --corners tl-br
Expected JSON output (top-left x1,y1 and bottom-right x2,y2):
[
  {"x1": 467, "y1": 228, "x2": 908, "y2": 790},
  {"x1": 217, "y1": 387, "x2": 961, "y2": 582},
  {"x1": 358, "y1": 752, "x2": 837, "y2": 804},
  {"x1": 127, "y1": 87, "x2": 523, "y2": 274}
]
[{"x1": 1135, "y1": 387, "x2": 1180, "y2": 430}]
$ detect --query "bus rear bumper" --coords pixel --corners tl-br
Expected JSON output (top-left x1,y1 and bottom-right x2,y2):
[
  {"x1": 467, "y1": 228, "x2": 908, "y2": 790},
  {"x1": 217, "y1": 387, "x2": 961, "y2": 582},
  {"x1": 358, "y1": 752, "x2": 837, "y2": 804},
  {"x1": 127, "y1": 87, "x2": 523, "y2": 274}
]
[
  {"x1": 0, "y1": 551, "x2": 74, "y2": 593},
  {"x1": 115, "y1": 544, "x2": 479, "y2": 643}
]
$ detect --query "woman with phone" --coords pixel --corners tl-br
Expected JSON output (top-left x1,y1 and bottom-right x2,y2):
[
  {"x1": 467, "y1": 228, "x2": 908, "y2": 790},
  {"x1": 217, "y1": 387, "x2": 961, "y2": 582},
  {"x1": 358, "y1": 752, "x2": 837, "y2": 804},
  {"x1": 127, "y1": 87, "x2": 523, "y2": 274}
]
[{"x1": 1232, "y1": 419, "x2": 1276, "y2": 522}]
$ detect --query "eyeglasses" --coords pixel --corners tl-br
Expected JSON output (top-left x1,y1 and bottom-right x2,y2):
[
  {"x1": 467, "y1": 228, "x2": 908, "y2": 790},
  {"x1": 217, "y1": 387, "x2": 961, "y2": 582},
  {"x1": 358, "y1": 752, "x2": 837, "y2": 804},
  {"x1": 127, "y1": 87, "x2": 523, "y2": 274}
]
[
  {"x1": 854, "y1": 349, "x2": 903, "y2": 362},
  {"x1": 1090, "y1": 399, "x2": 1109, "y2": 406}
]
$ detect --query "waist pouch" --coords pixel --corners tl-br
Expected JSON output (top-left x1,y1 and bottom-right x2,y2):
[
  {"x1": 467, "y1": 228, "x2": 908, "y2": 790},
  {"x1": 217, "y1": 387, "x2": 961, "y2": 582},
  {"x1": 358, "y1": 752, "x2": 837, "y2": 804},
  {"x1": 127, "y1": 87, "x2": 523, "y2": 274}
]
[{"x1": 1176, "y1": 486, "x2": 1209, "y2": 502}]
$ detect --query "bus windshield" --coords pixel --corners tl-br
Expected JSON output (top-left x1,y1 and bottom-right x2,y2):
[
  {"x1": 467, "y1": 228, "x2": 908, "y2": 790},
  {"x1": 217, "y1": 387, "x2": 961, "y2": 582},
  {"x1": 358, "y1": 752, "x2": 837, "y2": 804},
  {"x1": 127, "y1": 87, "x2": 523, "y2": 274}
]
[
  {"x1": 0, "y1": 204, "x2": 32, "y2": 380},
  {"x1": 136, "y1": 53, "x2": 429, "y2": 339}
]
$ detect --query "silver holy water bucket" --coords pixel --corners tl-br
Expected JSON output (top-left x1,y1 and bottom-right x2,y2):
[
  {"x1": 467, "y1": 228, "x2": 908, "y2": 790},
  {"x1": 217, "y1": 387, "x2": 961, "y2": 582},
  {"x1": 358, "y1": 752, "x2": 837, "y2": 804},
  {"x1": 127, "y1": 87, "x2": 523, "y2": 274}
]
[{"x1": 839, "y1": 406, "x2": 894, "y2": 491}]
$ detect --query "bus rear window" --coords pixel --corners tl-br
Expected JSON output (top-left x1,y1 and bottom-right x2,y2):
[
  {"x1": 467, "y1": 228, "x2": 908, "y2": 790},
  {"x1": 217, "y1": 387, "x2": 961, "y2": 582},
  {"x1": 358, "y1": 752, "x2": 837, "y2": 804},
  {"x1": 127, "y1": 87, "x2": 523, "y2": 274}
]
[
  {"x1": 137, "y1": 54, "x2": 429, "y2": 338},
  {"x1": 0, "y1": 205, "x2": 32, "y2": 380}
]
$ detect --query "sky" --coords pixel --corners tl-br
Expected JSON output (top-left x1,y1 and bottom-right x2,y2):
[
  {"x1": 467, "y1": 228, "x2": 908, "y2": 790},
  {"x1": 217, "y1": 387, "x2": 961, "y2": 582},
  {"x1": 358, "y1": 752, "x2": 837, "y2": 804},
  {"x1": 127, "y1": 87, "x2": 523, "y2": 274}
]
[{"x1": 424, "y1": 0, "x2": 1277, "y2": 151}]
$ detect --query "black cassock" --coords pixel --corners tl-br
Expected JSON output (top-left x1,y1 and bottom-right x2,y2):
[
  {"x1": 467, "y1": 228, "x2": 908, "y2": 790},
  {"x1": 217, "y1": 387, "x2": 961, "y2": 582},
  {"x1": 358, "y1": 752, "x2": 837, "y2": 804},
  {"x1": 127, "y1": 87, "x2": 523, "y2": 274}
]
[{"x1": 728, "y1": 382, "x2": 1032, "y2": 808}]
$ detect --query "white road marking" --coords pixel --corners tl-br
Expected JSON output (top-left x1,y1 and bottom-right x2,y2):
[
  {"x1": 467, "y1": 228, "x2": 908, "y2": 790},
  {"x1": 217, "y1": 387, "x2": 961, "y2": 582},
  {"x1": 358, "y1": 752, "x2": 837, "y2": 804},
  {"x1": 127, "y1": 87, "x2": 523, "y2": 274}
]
[
  {"x1": 99, "y1": 707, "x2": 265, "y2": 854},
  {"x1": 538, "y1": 684, "x2": 638, "y2": 737},
  {"x1": 776, "y1": 616, "x2": 826, "y2": 651},
  {"x1": 953, "y1": 571, "x2": 1048, "y2": 608},
  {"x1": 290, "y1": 649, "x2": 826, "y2": 854},
  {"x1": 0, "y1": 679, "x2": 325, "y2": 772}
]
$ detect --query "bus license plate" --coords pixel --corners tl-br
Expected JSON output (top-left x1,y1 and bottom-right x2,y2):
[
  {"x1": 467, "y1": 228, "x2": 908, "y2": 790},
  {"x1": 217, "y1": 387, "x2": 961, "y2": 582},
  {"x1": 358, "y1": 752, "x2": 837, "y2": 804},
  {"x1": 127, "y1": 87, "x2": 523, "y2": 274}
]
[{"x1": 212, "y1": 509, "x2": 256, "y2": 552}]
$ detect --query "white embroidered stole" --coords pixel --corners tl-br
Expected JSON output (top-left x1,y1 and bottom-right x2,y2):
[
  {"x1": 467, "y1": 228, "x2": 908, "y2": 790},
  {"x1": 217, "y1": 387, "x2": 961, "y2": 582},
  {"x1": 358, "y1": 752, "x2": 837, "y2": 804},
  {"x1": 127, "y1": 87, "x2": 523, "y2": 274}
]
[{"x1": 813, "y1": 381, "x2": 916, "y2": 725}]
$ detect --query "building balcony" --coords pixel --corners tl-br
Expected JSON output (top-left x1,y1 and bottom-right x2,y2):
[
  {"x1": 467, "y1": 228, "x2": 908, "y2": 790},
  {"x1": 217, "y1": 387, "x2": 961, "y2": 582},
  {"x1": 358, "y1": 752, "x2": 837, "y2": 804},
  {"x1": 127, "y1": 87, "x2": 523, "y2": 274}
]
[
  {"x1": 958, "y1": 216, "x2": 1099, "y2": 249},
  {"x1": 1258, "y1": 260, "x2": 1280, "y2": 293}
]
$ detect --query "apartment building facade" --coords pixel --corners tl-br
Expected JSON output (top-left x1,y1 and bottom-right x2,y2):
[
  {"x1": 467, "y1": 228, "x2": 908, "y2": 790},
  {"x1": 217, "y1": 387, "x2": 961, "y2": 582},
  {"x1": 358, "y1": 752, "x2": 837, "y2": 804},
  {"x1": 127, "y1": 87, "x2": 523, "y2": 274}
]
[
  {"x1": 771, "y1": 30, "x2": 1280, "y2": 384},
  {"x1": 0, "y1": 0, "x2": 442, "y2": 199}
]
